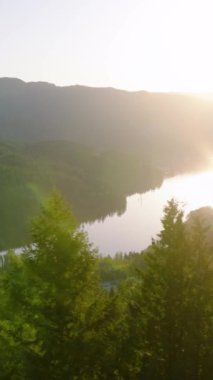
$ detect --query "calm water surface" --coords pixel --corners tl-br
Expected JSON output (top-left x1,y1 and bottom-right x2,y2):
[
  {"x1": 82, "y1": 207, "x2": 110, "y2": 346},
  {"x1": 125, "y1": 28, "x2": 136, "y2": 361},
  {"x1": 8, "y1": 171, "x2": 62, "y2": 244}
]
[{"x1": 83, "y1": 169, "x2": 213, "y2": 255}]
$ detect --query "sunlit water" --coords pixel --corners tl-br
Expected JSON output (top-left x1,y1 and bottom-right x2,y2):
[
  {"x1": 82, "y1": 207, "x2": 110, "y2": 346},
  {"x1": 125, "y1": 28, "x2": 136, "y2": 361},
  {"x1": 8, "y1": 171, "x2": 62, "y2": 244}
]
[{"x1": 83, "y1": 169, "x2": 213, "y2": 255}]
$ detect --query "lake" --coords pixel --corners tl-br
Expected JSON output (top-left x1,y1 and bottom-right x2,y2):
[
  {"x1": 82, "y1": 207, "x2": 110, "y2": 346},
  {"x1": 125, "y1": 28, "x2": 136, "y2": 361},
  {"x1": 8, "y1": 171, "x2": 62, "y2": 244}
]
[{"x1": 83, "y1": 169, "x2": 213, "y2": 255}]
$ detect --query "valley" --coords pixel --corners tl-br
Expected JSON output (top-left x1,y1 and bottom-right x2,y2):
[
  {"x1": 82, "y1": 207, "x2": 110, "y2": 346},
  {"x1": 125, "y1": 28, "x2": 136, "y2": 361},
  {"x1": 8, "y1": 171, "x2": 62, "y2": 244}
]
[{"x1": 0, "y1": 79, "x2": 212, "y2": 251}]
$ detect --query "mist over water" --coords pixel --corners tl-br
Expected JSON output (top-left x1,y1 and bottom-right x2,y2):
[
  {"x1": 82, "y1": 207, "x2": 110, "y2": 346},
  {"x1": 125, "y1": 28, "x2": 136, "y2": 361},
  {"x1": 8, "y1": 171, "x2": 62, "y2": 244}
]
[{"x1": 83, "y1": 169, "x2": 213, "y2": 255}]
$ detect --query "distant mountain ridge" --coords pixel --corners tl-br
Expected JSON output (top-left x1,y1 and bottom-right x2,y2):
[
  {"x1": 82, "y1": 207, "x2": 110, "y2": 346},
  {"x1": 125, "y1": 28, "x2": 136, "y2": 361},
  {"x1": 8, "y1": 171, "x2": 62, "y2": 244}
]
[{"x1": 0, "y1": 78, "x2": 212, "y2": 167}]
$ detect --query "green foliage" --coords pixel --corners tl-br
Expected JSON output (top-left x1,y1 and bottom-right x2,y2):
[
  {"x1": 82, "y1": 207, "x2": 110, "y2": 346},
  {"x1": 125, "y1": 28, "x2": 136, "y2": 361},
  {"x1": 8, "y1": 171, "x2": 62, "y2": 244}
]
[
  {"x1": 125, "y1": 199, "x2": 213, "y2": 379},
  {"x1": 0, "y1": 196, "x2": 212, "y2": 379},
  {"x1": 98, "y1": 252, "x2": 146, "y2": 287},
  {"x1": 0, "y1": 140, "x2": 162, "y2": 250},
  {"x1": 0, "y1": 194, "x2": 99, "y2": 379}
]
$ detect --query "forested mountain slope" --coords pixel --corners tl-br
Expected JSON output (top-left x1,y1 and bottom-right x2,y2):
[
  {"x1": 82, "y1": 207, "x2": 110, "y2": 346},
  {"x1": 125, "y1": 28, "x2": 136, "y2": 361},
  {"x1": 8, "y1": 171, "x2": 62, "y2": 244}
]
[
  {"x1": 0, "y1": 78, "x2": 212, "y2": 170},
  {"x1": 0, "y1": 140, "x2": 162, "y2": 250},
  {"x1": 0, "y1": 78, "x2": 212, "y2": 249}
]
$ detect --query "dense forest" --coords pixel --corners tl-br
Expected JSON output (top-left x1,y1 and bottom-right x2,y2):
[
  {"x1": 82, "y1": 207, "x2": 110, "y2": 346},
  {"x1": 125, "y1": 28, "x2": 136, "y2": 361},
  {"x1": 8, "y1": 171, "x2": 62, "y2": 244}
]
[
  {"x1": 0, "y1": 78, "x2": 212, "y2": 175},
  {"x1": 0, "y1": 79, "x2": 213, "y2": 161},
  {"x1": 0, "y1": 194, "x2": 212, "y2": 379},
  {"x1": 0, "y1": 140, "x2": 162, "y2": 250}
]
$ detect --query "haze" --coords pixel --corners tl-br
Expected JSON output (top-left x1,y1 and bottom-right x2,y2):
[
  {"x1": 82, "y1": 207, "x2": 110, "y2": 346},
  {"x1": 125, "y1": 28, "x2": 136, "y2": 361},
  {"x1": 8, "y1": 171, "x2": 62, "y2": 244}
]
[{"x1": 1, "y1": 0, "x2": 213, "y2": 92}]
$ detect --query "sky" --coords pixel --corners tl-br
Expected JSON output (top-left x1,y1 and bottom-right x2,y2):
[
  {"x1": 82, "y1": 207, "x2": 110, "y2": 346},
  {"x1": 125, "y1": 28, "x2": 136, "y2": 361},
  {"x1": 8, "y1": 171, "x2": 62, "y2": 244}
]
[{"x1": 1, "y1": 0, "x2": 213, "y2": 92}]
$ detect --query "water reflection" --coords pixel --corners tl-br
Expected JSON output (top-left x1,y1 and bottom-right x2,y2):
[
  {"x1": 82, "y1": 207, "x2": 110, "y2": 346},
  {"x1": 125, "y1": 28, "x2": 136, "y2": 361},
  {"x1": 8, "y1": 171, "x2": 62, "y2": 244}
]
[{"x1": 83, "y1": 169, "x2": 213, "y2": 255}]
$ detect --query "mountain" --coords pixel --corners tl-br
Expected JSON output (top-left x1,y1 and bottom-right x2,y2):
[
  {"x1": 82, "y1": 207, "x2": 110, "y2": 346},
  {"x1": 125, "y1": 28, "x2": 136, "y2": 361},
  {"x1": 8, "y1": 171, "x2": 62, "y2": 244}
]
[
  {"x1": 0, "y1": 78, "x2": 212, "y2": 249},
  {"x1": 0, "y1": 78, "x2": 212, "y2": 171}
]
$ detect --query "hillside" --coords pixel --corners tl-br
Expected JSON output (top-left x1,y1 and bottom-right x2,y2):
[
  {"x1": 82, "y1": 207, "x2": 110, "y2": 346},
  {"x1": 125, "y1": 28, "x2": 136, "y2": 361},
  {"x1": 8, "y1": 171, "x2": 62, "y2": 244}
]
[
  {"x1": 0, "y1": 78, "x2": 212, "y2": 171},
  {"x1": 0, "y1": 140, "x2": 162, "y2": 250},
  {"x1": 187, "y1": 207, "x2": 213, "y2": 247},
  {"x1": 0, "y1": 78, "x2": 212, "y2": 249}
]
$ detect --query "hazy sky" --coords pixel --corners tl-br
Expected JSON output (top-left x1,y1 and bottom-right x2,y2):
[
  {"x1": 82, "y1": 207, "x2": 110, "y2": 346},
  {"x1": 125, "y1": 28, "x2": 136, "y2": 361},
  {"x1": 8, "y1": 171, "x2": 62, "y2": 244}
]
[{"x1": 1, "y1": 0, "x2": 213, "y2": 92}]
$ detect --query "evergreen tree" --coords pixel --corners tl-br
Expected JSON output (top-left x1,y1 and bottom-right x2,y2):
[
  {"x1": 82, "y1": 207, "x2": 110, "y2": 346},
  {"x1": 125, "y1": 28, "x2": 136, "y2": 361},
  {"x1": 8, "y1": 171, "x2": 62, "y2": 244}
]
[
  {"x1": 1, "y1": 193, "x2": 101, "y2": 379},
  {"x1": 0, "y1": 197, "x2": 212, "y2": 379},
  {"x1": 183, "y1": 216, "x2": 213, "y2": 380},
  {"x1": 128, "y1": 199, "x2": 212, "y2": 380}
]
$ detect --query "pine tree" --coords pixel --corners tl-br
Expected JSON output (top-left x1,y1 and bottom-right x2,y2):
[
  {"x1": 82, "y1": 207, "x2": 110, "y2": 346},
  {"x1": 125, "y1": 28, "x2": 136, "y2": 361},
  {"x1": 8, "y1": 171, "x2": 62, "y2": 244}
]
[
  {"x1": 129, "y1": 200, "x2": 189, "y2": 379},
  {"x1": 16, "y1": 193, "x2": 100, "y2": 379},
  {"x1": 183, "y1": 215, "x2": 213, "y2": 380},
  {"x1": 128, "y1": 199, "x2": 213, "y2": 380}
]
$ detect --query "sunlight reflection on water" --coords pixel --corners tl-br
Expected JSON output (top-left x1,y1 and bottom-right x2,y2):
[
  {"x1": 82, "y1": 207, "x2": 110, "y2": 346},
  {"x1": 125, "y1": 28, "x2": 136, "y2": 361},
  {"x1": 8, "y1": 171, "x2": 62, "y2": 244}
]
[{"x1": 83, "y1": 169, "x2": 213, "y2": 256}]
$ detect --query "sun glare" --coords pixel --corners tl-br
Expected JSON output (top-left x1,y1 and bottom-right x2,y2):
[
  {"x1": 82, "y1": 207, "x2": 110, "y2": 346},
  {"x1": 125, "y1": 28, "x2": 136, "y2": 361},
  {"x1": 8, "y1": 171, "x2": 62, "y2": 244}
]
[
  {"x1": 107, "y1": 0, "x2": 213, "y2": 92},
  {"x1": 166, "y1": 170, "x2": 213, "y2": 213}
]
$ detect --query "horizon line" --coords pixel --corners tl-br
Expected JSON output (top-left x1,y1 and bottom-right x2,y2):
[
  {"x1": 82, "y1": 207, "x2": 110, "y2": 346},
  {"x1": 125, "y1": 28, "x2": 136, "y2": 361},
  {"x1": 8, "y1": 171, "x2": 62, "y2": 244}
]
[{"x1": 1, "y1": 76, "x2": 213, "y2": 96}]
